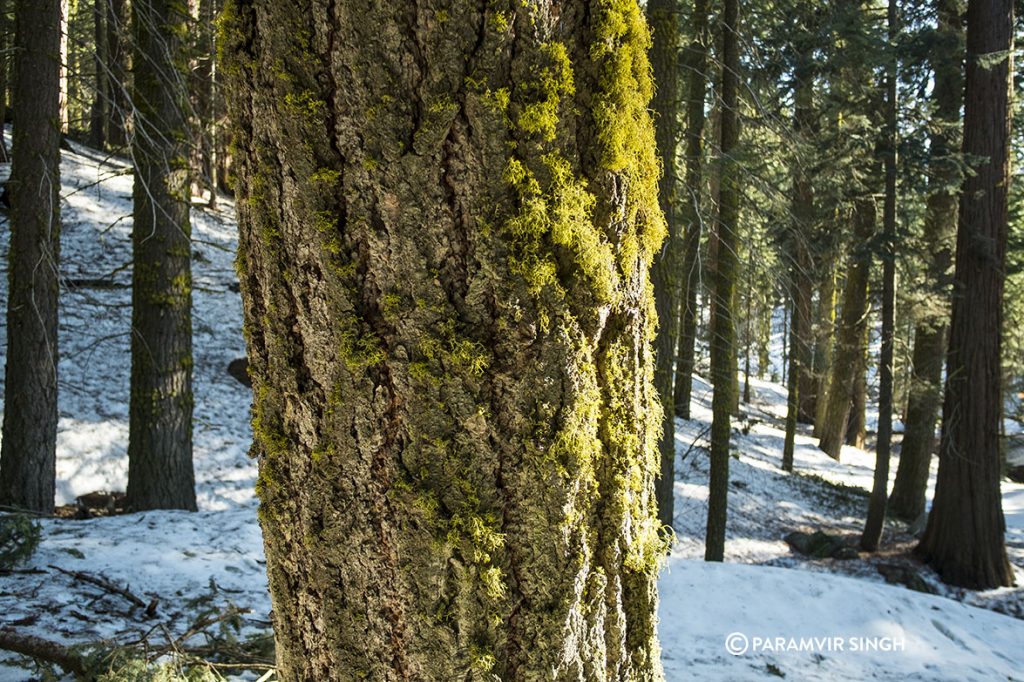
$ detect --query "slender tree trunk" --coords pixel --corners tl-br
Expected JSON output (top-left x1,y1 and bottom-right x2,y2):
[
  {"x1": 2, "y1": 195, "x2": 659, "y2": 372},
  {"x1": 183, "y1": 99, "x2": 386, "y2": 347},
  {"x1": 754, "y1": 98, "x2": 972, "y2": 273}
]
[
  {"x1": 889, "y1": 0, "x2": 962, "y2": 522},
  {"x1": 783, "y1": 294, "x2": 798, "y2": 472},
  {"x1": 674, "y1": 0, "x2": 710, "y2": 419},
  {"x1": 58, "y1": 0, "x2": 68, "y2": 133},
  {"x1": 649, "y1": 0, "x2": 682, "y2": 530},
  {"x1": 742, "y1": 248, "x2": 752, "y2": 404},
  {"x1": 812, "y1": 264, "x2": 837, "y2": 437},
  {"x1": 845, "y1": 326, "x2": 867, "y2": 449},
  {"x1": 204, "y1": 0, "x2": 218, "y2": 207},
  {"x1": 706, "y1": 0, "x2": 740, "y2": 563},
  {"x1": 225, "y1": 1, "x2": 666, "y2": 677},
  {"x1": 916, "y1": 0, "x2": 1015, "y2": 589},
  {"x1": 188, "y1": 0, "x2": 205, "y2": 199},
  {"x1": 0, "y1": 0, "x2": 9, "y2": 161},
  {"x1": 126, "y1": 0, "x2": 196, "y2": 511},
  {"x1": 781, "y1": 296, "x2": 788, "y2": 384},
  {"x1": 782, "y1": 55, "x2": 817, "y2": 470},
  {"x1": 757, "y1": 301, "x2": 770, "y2": 379},
  {"x1": 106, "y1": 0, "x2": 128, "y2": 147},
  {"x1": 0, "y1": 0, "x2": 62, "y2": 514},
  {"x1": 791, "y1": 61, "x2": 817, "y2": 424},
  {"x1": 187, "y1": 0, "x2": 220, "y2": 203},
  {"x1": 818, "y1": 198, "x2": 875, "y2": 460},
  {"x1": 89, "y1": 0, "x2": 106, "y2": 147},
  {"x1": 862, "y1": 0, "x2": 898, "y2": 551}
]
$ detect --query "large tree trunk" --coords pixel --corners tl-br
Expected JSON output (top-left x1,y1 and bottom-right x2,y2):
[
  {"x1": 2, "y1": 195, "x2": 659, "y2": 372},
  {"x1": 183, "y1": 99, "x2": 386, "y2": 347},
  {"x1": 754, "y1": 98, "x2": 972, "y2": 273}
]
[
  {"x1": 818, "y1": 197, "x2": 874, "y2": 460},
  {"x1": 649, "y1": 0, "x2": 682, "y2": 530},
  {"x1": 673, "y1": 0, "x2": 710, "y2": 420},
  {"x1": 916, "y1": 0, "x2": 1015, "y2": 589},
  {"x1": 889, "y1": 0, "x2": 962, "y2": 522},
  {"x1": 225, "y1": 0, "x2": 666, "y2": 677},
  {"x1": 705, "y1": 0, "x2": 740, "y2": 563},
  {"x1": 105, "y1": 0, "x2": 128, "y2": 148},
  {"x1": 0, "y1": 0, "x2": 62, "y2": 513},
  {"x1": 126, "y1": 0, "x2": 196, "y2": 511}
]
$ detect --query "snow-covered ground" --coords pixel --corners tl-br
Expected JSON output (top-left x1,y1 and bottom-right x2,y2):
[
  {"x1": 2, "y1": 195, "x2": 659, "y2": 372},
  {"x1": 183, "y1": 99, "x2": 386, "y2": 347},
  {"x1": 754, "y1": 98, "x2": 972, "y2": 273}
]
[{"x1": 1, "y1": 140, "x2": 1023, "y2": 681}]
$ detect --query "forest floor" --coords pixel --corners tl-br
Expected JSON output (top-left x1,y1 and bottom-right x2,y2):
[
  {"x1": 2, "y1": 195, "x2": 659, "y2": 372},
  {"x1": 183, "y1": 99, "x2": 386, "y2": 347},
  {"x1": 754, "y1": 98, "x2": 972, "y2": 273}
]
[{"x1": 0, "y1": 139, "x2": 1023, "y2": 681}]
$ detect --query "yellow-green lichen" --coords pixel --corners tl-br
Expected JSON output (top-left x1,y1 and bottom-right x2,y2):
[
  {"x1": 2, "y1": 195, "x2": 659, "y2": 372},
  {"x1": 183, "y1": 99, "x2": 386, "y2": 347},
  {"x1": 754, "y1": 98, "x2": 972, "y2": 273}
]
[
  {"x1": 516, "y1": 42, "x2": 574, "y2": 141},
  {"x1": 488, "y1": 10, "x2": 511, "y2": 34},
  {"x1": 338, "y1": 323, "x2": 386, "y2": 371},
  {"x1": 503, "y1": 154, "x2": 618, "y2": 304},
  {"x1": 309, "y1": 168, "x2": 341, "y2": 185},
  {"x1": 283, "y1": 90, "x2": 327, "y2": 121},
  {"x1": 589, "y1": 0, "x2": 666, "y2": 273}
]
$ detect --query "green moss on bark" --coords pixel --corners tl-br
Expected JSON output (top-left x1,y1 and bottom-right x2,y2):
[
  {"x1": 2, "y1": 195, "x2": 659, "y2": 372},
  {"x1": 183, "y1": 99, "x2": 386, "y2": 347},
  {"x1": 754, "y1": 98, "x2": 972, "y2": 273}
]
[{"x1": 228, "y1": 1, "x2": 667, "y2": 678}]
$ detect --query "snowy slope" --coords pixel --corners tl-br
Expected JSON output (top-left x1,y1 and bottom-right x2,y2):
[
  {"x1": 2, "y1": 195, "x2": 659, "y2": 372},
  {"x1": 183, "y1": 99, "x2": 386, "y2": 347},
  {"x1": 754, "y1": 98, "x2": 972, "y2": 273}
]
[
  {"x1": 1, "y1": 139, "x2": 1023, "y2": 681},
  {"x1": 659, "y1": 561, "x2": 1024, "y2": 681}
]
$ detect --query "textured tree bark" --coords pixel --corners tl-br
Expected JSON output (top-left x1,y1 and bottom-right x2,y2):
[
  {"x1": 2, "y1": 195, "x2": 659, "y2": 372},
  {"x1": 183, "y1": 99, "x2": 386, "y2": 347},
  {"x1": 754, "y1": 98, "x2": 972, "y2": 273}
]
[
  {"x1": 126, "y1": 0, "x2": 196, "y2": 511},
  {"x1": 0, "y1": 0, "x2": 63, "y2": 514},
  {"x1": 889, "y1": 0, "x2": 962, "y2": 522},
  {"x1": 225, "y1": 0, "x2": 666, "y2": 678},
  {"x1": 673, "y1": 0, "x2": 710, "y2": 420},
  {"x1": 916, "y1": 0, "x2": 1015, "y2": 589},
  {"x1": 105, "y1": 0, "x2": 128, "y2": 148},
  {"x1": 705, "y1": 0, "x2": 739, "y2": 563},
  {"x1": 818, "y1": 198, "x2": 874, "y2": 460},
  {"x1": 649, "y1": 0, "x2": 681, "y2": 530}
]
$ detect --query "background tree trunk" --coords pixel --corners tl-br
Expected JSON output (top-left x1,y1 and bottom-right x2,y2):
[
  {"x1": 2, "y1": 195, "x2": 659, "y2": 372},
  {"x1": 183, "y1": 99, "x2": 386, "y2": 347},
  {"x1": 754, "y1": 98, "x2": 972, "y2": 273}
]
[
  {"x1": 812, "y1": 265, "x2": 836, "y2": 437},
  {"x1": 649, "y1": 0, "x2": 682, "y2": 531},
  {"x1": 0, "y1": 0, "x2": 9, "y2": 161},
  {"x1": 89, "y1": 0, "x2": 106, "y2": 148},
  {"x1": 791, "y1": 61, "x2": 817, "y2": 424},
  {"x1": 57, "y1": 0, "x2": 69, "y2": 134},
  {"x1": 818, "y1": 198, "x2": 874, "y2": 460},
  {"x1": 674, "y1": 0, "x2": 710, "y2": 420},
  {"x1": 916, "y1": 0, "x2": 1015, "y2": 590},
  {"x1": 105, "y1": 0, "x2": 128, "y2": 148},
  {"x1": 845, "y1": 326, "x2": 867, "y2": 449},
  {"x1": 889, "y1": 0, "x2": 962, "y2": 522},
  {"x1": 126, "y1": 0, "x2": 196, "y2": 511},
  {"x1": 225, "y1": 0, "x2": 666, "y2": 677},
  {"x1": 862, "y1": 0, "x2": 898, "y2": 552},
  {"x1": 0, "y1": 0, "x2": 63, "y2": 514},
  {"x1": 705, "y1": 0, "x2": 740, "y2": 563},
  {"x1": 783, "y1": 294, "x2": 799, "y2": 472}
]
